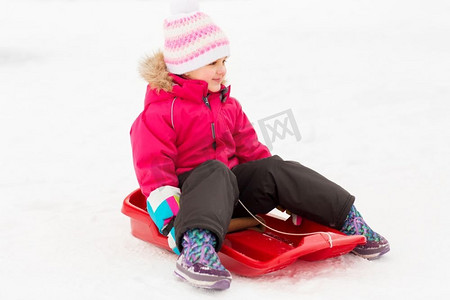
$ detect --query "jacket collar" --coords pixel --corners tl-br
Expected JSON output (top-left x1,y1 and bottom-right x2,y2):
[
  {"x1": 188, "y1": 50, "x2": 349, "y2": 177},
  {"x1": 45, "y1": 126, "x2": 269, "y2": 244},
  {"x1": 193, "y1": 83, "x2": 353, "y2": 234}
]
[{"x1": 170, "y1": 74, "x2": 230, "y2": 103}]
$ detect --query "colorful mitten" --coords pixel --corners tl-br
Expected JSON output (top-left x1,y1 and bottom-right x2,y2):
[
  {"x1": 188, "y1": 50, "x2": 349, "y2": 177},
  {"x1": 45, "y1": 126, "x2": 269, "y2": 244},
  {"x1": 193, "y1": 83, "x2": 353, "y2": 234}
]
[
  {"x1": 147, "y1": 185, "x2": 181, "y2": 254},
  {"x1": 291, "y1": 214, "x2": 303, "y2": 226}
]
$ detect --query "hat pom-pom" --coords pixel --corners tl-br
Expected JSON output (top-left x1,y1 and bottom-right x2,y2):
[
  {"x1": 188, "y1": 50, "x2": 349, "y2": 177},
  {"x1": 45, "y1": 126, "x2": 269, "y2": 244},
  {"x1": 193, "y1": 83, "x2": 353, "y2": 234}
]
[{"x1": 170, "y1": 0, "x2": 200, "y2": 15}]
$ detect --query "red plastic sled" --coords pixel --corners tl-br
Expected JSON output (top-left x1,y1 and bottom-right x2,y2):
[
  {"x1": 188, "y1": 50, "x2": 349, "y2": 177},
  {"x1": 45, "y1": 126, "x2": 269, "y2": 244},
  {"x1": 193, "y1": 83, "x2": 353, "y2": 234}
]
[{"x1": 121, "y1": 189, "x2": 366, "y2": 277}]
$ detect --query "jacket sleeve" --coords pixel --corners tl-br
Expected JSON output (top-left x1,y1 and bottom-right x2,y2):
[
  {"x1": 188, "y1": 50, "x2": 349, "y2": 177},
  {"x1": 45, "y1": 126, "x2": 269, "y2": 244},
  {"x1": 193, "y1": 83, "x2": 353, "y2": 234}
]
[
  {"x1": 130, "y1": 105, "x2": 180, "y2": 255},
  {"x1": 130, "y1": 105, "x2": 179, "y2": 197},
  {"x1": 233, "y1": 100, "x2": 271, "y2": 163}
]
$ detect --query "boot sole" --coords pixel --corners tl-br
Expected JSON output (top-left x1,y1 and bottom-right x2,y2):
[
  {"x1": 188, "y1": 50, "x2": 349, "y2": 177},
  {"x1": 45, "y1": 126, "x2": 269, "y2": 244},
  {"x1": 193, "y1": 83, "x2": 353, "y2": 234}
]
[
  {"x1": 174, "y1": 264, "x2": 231, "y2": 290},
  {"x1": 352, "y1": 243, "x2": 390, "y2": 260}
]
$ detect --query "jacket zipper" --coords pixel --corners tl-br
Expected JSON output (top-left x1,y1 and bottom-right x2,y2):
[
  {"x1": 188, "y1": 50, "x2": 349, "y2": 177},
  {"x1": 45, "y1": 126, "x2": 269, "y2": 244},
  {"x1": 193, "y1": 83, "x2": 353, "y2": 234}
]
[{"x1": 203, "y1": 96, "x2": 217, "y2": 150}]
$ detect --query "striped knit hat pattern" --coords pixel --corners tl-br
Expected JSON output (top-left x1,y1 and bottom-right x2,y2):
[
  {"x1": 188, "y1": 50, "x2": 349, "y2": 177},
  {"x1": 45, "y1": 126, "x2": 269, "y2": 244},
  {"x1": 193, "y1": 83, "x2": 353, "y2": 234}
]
[{"x1": 163, "y1": 0, "x2": 230, "y2": 75}]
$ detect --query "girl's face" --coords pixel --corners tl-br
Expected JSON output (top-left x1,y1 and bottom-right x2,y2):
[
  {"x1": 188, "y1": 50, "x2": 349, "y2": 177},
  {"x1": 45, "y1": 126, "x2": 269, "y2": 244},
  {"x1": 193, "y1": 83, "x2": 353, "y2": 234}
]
[{"x1": 184, "y1": 57, "x2": 227, "y2": 92}]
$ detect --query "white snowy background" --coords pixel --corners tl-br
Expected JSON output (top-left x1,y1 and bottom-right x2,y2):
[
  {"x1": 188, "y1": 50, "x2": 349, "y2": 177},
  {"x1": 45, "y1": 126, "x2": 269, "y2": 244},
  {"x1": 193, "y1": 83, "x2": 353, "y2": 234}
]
[{"x1": 1, "y1": 0, "x2": 449, "y2": 299}]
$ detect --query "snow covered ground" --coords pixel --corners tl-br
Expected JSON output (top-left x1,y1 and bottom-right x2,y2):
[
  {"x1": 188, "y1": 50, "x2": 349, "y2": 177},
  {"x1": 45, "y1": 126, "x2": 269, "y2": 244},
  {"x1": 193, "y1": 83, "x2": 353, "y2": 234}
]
[{"x1": 1, "y1": 0, "x2": 450, "y2": 299}]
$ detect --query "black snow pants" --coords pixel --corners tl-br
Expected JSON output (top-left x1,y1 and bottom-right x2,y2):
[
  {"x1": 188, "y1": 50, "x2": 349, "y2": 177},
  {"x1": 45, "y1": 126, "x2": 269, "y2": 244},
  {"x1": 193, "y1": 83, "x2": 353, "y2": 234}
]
[{"x1": 173, "y1": 155, "x2": 355, "y2": 251}]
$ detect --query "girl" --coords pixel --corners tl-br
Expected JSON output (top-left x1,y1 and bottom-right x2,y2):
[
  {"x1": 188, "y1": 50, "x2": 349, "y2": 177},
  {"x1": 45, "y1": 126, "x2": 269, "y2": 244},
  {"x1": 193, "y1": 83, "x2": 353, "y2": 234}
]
[{"x1": 130, "y1": 1, "x2": 389, "y2": 290}]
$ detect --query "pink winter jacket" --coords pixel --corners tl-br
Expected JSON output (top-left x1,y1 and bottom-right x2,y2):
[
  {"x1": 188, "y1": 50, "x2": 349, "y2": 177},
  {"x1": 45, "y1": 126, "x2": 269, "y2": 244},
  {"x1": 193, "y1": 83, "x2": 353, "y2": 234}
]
[{"x1": 130, "y1": 52, "x2": 271, "y2": 200}]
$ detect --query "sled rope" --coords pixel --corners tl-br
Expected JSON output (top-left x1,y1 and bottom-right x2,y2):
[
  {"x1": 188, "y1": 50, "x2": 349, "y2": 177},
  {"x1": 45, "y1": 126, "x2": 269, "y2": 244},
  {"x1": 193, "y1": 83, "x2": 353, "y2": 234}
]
[{"x1": 238, "y1": 200, "x2": 334, "y2": 248}]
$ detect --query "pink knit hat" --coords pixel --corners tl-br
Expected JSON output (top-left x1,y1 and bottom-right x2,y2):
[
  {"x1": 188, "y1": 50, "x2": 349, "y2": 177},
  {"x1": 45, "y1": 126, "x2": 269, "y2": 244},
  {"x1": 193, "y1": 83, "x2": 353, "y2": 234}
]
[{"x1": 163, "y1": 0, "x2": 230, "y2": 75}]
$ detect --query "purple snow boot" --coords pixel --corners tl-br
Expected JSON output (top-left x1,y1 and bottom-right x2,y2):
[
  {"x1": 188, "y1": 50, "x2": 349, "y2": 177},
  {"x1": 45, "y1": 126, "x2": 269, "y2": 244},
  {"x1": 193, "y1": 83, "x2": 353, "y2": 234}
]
[
  {"x1": 341, "y1": 206, "x2": 390, "y2": 260},
  {"x1": 174, "y1": 228, "x2": 232, "y2": 290}
]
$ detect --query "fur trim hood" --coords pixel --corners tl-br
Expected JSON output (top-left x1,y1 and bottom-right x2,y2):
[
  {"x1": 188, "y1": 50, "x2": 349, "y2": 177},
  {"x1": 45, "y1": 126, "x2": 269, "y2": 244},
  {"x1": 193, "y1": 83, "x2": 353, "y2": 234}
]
[
  {"x1": 139, "y1": 51, "x2": 174, "y2": 93},
  {"x1": 139, "y1": 51, "x2": 228, "y2": 94}
]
